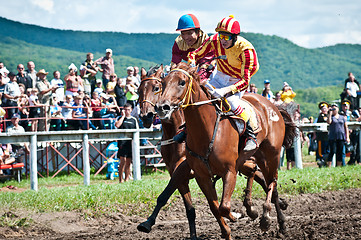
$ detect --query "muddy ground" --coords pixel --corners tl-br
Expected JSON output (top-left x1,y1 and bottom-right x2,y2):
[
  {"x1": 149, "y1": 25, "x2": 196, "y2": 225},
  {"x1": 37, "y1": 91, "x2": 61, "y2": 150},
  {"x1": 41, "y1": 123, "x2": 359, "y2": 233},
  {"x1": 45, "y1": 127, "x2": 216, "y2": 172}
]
[{"x1": 1, "y1": 188, "x2": 360, "y2": 240}]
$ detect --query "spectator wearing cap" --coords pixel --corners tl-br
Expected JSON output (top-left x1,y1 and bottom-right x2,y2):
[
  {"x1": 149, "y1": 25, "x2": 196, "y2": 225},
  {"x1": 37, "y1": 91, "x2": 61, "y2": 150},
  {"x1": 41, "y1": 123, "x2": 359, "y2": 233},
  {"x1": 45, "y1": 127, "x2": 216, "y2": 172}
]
[
  {"x1": 3, "y1": 72, "x2": 21, "y2": 120},
  {"x1": 25, "y1": 61, "x2": 37, "y2": 89},
  {"x1": 64, "y1": 63, "x2": 83, "y2": 97},
  {"x1": 50, "y1": 71, "x2": 65, "y2": 104},
  {"x1": 327, "y1": 103, "x2": 350, "y2": 167},
  {"x1": 94, "y1": 79, "x2": 104, "y2": 95},
  {"x1": 261, "y1": 79, "x2": 274, "y2": 101},
  {"x1": 315, "y1": 101, "x2": 330, "y2": 167},
  {"x1": 94, "y1": 48, "x2": 115, "y2": 89},
  {"x1": 16, "y1": 64, "x2": 32, "y2": 91},
  {"x1": 280, "y1": 82, "x2": 296, "y2": 104},
  {"x1": 36, "y1": 69, "x2": 58, "y2": 131}
]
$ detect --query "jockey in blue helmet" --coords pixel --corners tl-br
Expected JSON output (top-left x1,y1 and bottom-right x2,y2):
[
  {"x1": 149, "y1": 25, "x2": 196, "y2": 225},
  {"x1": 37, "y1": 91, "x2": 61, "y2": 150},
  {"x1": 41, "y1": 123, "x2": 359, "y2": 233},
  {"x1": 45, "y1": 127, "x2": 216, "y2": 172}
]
[{"x1": 171, "y1": 14, "x2": 215, "y2": 82}]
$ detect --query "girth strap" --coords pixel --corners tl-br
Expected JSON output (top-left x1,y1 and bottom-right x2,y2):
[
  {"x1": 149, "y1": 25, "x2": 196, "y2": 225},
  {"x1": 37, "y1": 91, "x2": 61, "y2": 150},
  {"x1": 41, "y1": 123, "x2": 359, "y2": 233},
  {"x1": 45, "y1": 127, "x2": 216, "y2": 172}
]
[{"x1": 185, "y1": 111, "x2": 222, "y2": 184}]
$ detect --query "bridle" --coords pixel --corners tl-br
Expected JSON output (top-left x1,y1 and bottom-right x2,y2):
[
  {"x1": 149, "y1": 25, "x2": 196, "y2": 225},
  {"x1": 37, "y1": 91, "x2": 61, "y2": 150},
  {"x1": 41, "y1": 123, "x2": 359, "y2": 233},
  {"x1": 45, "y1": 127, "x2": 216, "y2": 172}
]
[
  {"x1": 138, "y1": 77, "x2": 162, "y2": 108},
  {"x1": 169, "y1": 68, "x2": 220, "y2": 110}
]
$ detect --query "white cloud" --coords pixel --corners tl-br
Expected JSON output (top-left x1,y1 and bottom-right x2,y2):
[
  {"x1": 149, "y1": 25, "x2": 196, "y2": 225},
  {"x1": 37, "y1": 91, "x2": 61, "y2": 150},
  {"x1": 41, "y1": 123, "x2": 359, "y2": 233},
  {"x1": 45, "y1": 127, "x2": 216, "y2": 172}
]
[{"x1": 31, "y1": 0, "x2": 55, "y2": 14}]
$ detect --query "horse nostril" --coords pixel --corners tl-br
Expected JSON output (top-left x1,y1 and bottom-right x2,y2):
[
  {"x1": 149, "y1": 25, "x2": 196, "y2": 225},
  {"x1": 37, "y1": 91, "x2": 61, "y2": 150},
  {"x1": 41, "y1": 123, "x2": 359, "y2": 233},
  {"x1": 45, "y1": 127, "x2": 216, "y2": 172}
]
[
  {"x1": 163, "y1": 104, "x2": 171, "y2": 111},
  {"x1": 147, "y1": 112, "x2": 154, "y2": 119}
]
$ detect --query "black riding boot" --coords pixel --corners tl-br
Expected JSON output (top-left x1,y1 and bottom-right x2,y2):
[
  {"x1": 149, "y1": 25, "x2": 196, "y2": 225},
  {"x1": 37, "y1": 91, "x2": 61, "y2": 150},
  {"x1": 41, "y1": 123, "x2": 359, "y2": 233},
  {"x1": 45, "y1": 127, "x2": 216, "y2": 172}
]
[
  {"x1": 243, "y1": 121, "x2": 258, "y2": 151},
  {"x1": 173, "y1": 126, "x2": 187, "y2": 143}
]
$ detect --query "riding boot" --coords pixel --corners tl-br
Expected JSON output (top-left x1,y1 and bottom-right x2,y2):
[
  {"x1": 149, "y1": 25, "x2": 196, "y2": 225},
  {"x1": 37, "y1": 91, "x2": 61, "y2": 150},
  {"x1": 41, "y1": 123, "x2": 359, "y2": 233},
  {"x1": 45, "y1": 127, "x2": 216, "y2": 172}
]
[
  {"x1": 243, "y1": 120, "x2": 258, "y2": 152},
  {"x1": 173, "y1": 126, "x2": 187, "y2": 143}
]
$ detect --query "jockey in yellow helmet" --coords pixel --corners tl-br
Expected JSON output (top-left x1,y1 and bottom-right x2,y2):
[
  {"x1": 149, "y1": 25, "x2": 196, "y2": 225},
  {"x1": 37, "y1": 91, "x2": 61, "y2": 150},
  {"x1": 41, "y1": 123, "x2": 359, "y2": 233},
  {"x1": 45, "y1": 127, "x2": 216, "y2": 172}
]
[{"x1": 188, "y1": 15, "x2": 260, "y2": 151}]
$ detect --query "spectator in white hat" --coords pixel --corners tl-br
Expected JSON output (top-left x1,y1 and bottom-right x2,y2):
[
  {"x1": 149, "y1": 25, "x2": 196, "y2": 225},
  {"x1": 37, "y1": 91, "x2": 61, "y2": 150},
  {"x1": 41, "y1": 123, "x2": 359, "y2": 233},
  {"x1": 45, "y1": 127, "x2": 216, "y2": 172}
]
[
  {"x1": 94, "y1": 48, "x2": 115, "y2": 88},
  {"x1": 64, "y1": 63, "x2": 83, "y2": 96},
  {"x1": 124, "y1": 66, "x2": 140, "y2": 87}
]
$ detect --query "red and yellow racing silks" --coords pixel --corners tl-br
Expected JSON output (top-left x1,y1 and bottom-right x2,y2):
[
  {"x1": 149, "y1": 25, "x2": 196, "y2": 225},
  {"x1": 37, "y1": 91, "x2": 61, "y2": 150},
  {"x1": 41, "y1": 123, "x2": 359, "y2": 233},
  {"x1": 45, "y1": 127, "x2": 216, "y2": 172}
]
[{"x1": 188, "y1": 33, "x2": 259, "y2": 93}]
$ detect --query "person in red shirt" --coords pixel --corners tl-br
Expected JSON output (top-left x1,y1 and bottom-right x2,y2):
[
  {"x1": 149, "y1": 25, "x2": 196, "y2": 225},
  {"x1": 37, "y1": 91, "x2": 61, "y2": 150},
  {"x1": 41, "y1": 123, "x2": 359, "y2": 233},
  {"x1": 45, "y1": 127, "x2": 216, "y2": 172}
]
[{"x1": 171, "y1": 14, "x2": 215, "y2": 82}]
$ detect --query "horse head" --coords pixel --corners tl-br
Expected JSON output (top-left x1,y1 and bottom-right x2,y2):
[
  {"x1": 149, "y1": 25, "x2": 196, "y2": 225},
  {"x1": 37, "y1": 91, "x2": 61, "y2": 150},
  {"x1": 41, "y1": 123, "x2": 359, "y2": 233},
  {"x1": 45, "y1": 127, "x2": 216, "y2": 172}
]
[
  {"x1": 138, "y1": 65, "x2": 163, "y2": 128},
  {"x1": 156, "y1": 62, "x2": 201, "y2": 120}
]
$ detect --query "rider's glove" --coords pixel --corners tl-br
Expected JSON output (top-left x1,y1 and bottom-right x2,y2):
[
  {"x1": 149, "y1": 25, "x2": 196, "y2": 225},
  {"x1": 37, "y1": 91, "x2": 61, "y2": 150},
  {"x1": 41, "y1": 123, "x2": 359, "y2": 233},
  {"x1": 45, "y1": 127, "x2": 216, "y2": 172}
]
[{"x1": 212, "y1": 86, "x2": 231, "y2": 98}]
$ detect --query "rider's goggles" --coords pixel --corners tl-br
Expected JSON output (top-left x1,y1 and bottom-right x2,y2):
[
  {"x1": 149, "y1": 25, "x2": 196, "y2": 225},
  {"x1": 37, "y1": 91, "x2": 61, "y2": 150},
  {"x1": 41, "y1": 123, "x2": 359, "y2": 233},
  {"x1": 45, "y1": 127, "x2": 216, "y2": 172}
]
[{"x1": 219, "y1": 33, "x2": 232, "y2": 41}]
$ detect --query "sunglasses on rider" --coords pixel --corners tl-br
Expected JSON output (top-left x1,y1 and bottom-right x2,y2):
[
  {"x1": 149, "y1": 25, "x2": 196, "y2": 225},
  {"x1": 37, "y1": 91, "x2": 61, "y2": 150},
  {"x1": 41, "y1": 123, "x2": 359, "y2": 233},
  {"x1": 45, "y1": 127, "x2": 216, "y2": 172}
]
[{"x1": 219, "y1": 33, "x2": 232, "y2": 41}]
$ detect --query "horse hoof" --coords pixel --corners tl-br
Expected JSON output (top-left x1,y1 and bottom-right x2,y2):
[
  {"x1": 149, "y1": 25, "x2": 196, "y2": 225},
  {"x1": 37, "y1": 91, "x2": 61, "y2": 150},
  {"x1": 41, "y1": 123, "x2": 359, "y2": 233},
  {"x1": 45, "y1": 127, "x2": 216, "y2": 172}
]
[
  {"x1": 260, "y1": 216, "x2": 271, "y2": 232},
  {"x1": 226, "y1": 212, "x2": 237, "y2": 222},
  {"x1": 279, "y1": 221, "x2": 287, "y2": 234},
  {"x1": 246, "y1": 209, "x2": 258, "y2": 220},
  {"x1": 279, "y1": 198, "x2": 288, "y2": 210},
  {"x1": 137, "y1": 221, "x2": 152, "y2": 233}
]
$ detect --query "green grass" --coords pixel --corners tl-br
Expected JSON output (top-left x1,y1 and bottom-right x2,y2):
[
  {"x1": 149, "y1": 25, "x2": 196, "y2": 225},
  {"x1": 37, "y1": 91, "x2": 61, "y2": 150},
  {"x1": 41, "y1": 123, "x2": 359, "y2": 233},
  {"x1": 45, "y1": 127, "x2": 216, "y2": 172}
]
[{"x1": 1, "y1": 162, "x2": 361, "y2": 219}]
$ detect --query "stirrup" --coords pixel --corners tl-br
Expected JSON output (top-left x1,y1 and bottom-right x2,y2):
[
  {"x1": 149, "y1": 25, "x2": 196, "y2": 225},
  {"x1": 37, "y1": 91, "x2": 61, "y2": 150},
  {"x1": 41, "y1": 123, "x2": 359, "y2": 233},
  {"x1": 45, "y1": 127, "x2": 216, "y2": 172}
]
[
  {"x1": 243, "y1": 137, "x2": 258, "y2": 152},
  {"x1": 173, "y1": 130, "x2": 187, "y2": 143}
]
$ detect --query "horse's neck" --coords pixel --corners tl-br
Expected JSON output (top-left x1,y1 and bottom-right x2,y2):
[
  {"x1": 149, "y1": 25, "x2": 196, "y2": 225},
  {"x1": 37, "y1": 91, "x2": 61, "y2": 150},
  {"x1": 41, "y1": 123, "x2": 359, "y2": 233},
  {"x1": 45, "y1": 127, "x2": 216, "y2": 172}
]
[{"x1": 184, "y1": 85, "x2": 217, "y2": 139}]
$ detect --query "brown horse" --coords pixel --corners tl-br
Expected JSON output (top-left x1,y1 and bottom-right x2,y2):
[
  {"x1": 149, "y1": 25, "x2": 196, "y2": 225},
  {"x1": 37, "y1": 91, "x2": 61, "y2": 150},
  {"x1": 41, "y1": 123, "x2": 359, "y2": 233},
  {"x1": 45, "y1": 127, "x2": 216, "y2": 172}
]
[
  {"x1": 156, "y1": 62, "x2": 296, "y2": 239},
  {"x1": 136, "y1": 65, "x2": 197, "y2": 239}
]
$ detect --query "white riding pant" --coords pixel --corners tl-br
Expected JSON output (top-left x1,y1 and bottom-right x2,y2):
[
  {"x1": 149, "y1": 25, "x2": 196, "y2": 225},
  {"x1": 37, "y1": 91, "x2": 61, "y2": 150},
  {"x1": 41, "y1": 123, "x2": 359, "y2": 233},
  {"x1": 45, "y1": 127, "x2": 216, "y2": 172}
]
[{"x1": 207, "y1": 68, "x2": 245, "y2": 115}]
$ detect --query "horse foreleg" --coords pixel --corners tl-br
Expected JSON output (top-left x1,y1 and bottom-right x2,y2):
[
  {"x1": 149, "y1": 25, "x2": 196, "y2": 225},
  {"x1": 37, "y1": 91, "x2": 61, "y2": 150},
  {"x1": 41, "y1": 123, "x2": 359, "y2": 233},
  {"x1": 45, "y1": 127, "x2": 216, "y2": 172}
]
[
  {"x1": 178, "y1": 180, "x2": 197, "y2": 240},
  {"x1": 219, "y1": 170, "x2": 238, "y2": 223},
  {"x1": 260, "y1": 181, "x2": 276, "y2": 232},
  {"x1": 272, "y1": 185, "x2": 286, "y2": 233},
  {"x1": 195, "y1": 175, "x2": 232, "y2": 240},
  {"x1": 137, "y1": 161, "x2": 192, "y2": 235},
  {"x1": 243, "y1": 170, "x2": 259, "y2": 220},
  {"x1": 239, "y1": 161, "x2": 259, "y2": 220}
]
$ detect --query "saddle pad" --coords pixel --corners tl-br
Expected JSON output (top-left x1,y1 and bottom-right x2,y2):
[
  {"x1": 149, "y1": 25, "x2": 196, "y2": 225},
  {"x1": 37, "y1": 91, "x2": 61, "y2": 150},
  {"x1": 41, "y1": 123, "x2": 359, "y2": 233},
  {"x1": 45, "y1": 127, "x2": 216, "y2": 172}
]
[{"x1": 230, "y1": 99, "x2": 262, "y2": 134}]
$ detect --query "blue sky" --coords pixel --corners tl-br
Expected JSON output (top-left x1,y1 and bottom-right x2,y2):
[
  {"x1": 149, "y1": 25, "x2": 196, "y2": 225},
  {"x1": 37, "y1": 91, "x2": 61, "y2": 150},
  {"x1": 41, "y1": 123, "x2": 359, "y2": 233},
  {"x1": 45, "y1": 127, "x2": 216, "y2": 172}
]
[{"x1": 0, "y1": 0, "x2": 360, "y2": 48}]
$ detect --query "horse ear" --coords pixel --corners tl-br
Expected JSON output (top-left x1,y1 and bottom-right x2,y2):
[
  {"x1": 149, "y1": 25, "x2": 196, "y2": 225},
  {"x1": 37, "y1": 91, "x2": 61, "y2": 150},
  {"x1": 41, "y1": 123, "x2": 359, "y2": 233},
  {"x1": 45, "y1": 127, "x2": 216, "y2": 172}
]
[
  {"x1": 170, "y1": 63, "x2": 177, "y2": 70},
  {"x1": 155, "y1": 64, "x2": 164, "y2": 78},
  {"x1": 141, "y1": 67, "x2": 147, "y2": 80}
]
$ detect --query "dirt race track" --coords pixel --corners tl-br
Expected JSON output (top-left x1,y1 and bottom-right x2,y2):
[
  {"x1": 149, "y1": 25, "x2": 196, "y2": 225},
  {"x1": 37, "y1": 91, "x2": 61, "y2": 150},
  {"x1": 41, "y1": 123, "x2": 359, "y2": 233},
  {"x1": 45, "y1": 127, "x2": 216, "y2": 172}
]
[{"x1": 1, "y1": 188, "x2": 361, "y2": 240}]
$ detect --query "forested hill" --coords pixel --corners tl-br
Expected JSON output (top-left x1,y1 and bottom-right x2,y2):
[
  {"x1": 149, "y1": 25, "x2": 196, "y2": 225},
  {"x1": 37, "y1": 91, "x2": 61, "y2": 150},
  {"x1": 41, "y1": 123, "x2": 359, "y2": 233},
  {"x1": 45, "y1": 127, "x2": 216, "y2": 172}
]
[{"x1": 0, "y1": 16, "x2": 360, "y2": 91}]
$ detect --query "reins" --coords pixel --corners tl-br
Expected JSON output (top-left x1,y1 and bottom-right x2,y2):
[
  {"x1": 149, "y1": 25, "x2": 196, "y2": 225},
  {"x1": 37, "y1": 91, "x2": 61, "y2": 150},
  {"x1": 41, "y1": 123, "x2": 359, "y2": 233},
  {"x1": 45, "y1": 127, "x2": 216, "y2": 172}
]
[{"x1": 170, "y1": 68, "x2": 224, "y2": 183}]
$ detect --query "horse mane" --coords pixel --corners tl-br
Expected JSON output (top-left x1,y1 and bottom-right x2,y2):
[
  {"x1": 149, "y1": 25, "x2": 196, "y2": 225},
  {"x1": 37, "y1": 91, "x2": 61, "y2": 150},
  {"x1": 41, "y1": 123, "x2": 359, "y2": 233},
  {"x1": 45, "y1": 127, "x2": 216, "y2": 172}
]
[
  {"x1": 277, "y1": 102, "x2": 299, "y2": 149},
  {"x1": 147, "y1": 65, "x2": 161, "y2": 77}
]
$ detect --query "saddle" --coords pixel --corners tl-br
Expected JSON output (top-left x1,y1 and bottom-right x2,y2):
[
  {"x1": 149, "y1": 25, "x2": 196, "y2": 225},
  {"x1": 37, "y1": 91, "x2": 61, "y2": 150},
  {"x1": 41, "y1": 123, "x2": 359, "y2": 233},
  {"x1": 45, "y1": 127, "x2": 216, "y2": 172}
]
[{"x1": 219, "y1": 98, "x2": 262, "y2": 135}]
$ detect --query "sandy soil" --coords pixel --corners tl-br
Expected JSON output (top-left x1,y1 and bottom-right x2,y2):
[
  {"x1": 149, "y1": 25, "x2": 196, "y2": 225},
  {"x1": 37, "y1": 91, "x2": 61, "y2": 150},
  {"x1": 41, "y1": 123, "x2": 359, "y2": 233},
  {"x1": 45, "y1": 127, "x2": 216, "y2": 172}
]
[{"x1": 1, "y1": 188, "x2": 361, "y2": 240}]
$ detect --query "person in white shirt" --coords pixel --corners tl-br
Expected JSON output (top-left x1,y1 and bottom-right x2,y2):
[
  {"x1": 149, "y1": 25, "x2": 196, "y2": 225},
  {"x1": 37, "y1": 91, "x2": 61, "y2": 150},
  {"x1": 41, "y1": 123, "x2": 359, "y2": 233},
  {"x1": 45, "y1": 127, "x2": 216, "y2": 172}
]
[
  {"x1": 345, "y1": 74, "x2": 360, "y2": 110},
  {"x1": 50, "y1": 71, "x2": 65, "y2": 104}
]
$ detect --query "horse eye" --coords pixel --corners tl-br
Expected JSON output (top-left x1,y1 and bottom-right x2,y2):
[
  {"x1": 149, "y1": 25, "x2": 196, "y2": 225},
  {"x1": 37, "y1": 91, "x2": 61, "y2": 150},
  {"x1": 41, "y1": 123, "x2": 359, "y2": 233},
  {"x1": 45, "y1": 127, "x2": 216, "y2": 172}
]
[
  {"x1": 153, "y1": 86, "x2": 160, "y2": 92},
  {"x1": 179, "y1": 80, "x2": 186, "y2": 86}
]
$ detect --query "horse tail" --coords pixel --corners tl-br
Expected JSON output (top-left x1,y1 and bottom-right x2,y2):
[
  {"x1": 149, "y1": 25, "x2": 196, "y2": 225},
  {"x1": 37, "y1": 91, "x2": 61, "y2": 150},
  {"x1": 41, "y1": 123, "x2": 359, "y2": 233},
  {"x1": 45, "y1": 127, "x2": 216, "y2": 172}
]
[{"x1": 277, "y1": 103, "x2": 298, "y2": 149}]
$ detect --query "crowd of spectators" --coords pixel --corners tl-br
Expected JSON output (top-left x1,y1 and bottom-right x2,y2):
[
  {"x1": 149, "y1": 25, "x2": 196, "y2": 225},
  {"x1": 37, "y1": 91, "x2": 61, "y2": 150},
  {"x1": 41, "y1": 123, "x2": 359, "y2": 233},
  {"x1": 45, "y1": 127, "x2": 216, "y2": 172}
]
[
  {"x1": 305, "y1": 72, "x2": 361, "y2": 167},
  {"x1": 0, "y1": 49, "x2": 153, "y2": 134}
]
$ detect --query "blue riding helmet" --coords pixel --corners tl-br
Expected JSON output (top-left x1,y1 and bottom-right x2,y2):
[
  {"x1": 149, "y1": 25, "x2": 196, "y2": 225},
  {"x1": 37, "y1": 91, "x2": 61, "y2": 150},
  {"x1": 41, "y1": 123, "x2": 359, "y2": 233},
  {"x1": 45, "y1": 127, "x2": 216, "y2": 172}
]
[{"x1": 176, "y1": 14, "x2": 200, "y2": 31}]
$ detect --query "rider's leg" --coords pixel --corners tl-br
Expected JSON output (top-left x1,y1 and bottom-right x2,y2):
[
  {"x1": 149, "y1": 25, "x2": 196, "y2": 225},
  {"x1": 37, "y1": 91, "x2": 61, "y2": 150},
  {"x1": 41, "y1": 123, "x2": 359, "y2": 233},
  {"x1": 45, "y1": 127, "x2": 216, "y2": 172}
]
[{"x1": 227, "y1": 93, "x2": 258, "y2": 152}]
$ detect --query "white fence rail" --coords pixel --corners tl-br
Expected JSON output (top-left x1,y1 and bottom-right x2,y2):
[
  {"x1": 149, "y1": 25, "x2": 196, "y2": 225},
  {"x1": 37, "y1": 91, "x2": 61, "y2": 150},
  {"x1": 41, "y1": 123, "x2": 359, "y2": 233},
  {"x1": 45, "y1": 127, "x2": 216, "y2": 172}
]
[
  {"x1": 1, "y1": 122, "x2": 360, "y2": 191},
  {"x1": 0, "y1": 129, "x2": 162, "y2": 191}
]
